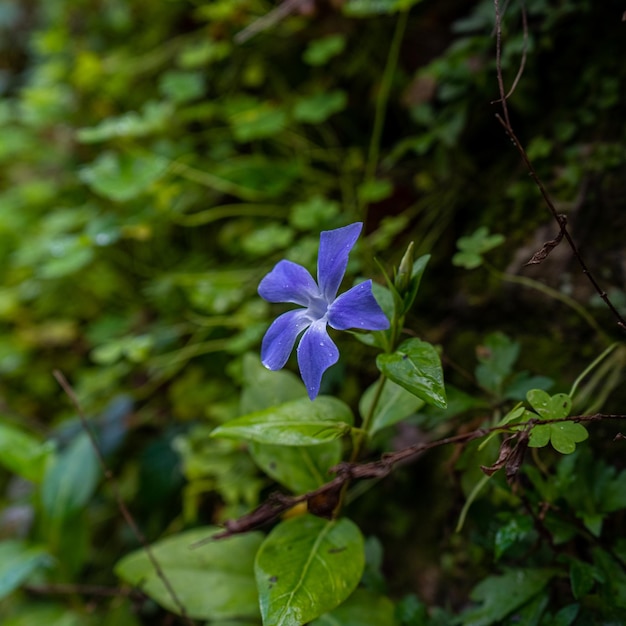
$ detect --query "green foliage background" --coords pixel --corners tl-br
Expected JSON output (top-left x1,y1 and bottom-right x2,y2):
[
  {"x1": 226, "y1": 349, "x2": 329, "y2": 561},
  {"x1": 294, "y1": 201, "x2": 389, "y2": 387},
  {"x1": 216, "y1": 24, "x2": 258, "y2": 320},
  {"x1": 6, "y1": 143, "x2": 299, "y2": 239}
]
[{"x1": 1, "y1": 0, "x2": 626, "y2": 624}]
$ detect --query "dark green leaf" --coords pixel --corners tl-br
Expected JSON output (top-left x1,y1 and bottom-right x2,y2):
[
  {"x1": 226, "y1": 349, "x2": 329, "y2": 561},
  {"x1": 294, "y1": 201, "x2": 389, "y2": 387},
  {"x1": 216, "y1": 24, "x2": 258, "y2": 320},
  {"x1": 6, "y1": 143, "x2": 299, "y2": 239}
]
[
  {"x1": 494, "y1": 515, "x2": 534, "y2": 561},
  {"x1": 255, "y1": 515, "x2": 364, "y2": 626},
  {"x1": 461, "y1": 568, "x2": 555, "y2": 626},
  {"x1": 569, "y1": 560, "x2": 596, "y2": 599},
  {"x1": 376, "y1": 339, "x2": 446, "y2": 409}
]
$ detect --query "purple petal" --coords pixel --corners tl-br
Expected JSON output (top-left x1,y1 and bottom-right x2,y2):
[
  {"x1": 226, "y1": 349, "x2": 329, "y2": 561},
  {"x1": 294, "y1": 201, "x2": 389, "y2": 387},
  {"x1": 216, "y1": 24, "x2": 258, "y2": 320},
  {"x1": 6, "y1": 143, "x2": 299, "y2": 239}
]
[
  {"x1": 258, "y1": 260, "x2": 319, "y2": 305},
  {"x1": 317, "y1": 223, "x2": 362, "y2": 302},
  {"x1": 261, "y1": 309, "x2": 311, "y2": 371},
  {"x1": 297, "y1": 320, "x2": 339, "y2": 400},
  {"x1": 327, "y1": 280, "x2": 390, "y2": 331}
]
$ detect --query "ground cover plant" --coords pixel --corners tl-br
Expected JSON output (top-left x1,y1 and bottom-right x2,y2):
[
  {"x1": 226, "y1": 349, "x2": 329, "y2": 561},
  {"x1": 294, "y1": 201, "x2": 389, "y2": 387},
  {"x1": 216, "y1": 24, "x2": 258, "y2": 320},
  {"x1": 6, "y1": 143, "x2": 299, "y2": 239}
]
[{"x1": 1, "y1": 0, "x2": 626, "y2": 624}]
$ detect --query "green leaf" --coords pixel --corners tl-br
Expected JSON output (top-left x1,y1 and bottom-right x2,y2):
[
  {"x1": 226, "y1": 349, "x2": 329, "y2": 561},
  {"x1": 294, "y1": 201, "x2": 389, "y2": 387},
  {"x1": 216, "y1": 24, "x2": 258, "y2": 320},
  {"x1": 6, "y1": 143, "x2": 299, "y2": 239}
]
[
  {"x1": 249, "y1": 440, "x2": 342, "y2": 493},
  {"x1": 0, "y1": 420, "x2": 54, "y2": 483},
  {"x1": 41, "y1": 433, "x2": 100, "y2": 521},
  {"x1": 211, "y1": 396, "x2": 354, "y2": 445},
  {"x1": 548, "y1": 421, "x2": 589, "y2": 454},
  {"x1": 77, "y1": 101, "x2": 173, "y2": 143},
  {"x1": 376, "y1": 339, "x2": 446, "y2": 409},
  {"x1": 311, "y1": 589, "x2": 396, "y2": 625},
  {"x1": 527, "y1": 389, "x2": 571, "y2": 419},
  {"x1": 255, "y1": 515, "x2": 365, "y2": 626},
  {"x1": 357, "y1": 179, "x2": 393, "y2": 204},
  {"x1": 475, "y1": 332, "x2": 519, "y2": 395},
  {"x1": 290, "y1": 196, "x2": 340, "y2": 231},
  {"x1": 526, "y1": 390, "x2": 586, "y2": 454},
  {"x1": 159, "y1": 70, "x2": 205, "y2": 104},
  {"x1": 0, "y1": 540, "x2": 51, "y2": 600},
  {"x1": 80, "y1": 151, "x2": 167, "y2": 202},
  {"x1": 227, "y1": 100, "x2": 287, "y2": 142},
  {"x1": 302, "y1": 35, "x2": 346, "y2": 66},
  {"x1": 452, "y1": 226, "x2": 505, "y2": 270},
  {"x1": 115, "y1": 527, "x2": 263, "y2": 620},
  {"x1": 293, "y1": 91, "x2": 347, "y2": 124},
  {"x1": 569, "y1": 560, "x2": 596, "y2": 600},
  {"x1": 494, "y1": 514, "x2": 534, "y2": 561},
  {"x1": 240, "y1": 352, "x2": 307, "y2": 414},
  {"x1": 359, "y1": 379, "x2": 424, "y2": 435},
  {"x1": 461, "y1": 568, "x2": 555, "y2": 626},
  {"x1": 528, "y1": 423, "x2": 551, "y2": 448}
]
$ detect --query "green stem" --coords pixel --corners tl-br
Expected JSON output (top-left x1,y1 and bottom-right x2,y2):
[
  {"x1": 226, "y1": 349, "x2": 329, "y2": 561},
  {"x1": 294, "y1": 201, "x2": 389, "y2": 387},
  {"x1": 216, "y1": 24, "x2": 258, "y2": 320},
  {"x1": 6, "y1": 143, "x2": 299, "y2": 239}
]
[
  {"x1": 362, "y1": 10, "x2": 409, "y2": 216},
  {"x1": 569, "y1": 342, "x2": 618, "y2": 399}
]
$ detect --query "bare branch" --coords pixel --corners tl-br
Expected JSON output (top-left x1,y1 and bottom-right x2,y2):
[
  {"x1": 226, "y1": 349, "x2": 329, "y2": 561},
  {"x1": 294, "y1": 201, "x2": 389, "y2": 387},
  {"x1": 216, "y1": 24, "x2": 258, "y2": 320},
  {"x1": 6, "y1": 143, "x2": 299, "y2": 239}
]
[
  {"x1": 209, "y1": 413, "x2": 626, "y2": 540},
  {"x1": 492, "y1": 2, "x2": 626, "y2": 333}
]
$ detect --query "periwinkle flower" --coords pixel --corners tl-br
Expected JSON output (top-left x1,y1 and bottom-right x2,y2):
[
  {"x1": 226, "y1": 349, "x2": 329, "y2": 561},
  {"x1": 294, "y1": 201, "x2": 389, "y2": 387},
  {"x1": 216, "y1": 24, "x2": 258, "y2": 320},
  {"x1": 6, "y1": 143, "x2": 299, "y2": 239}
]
[{"x1": 258, "y1": 222, "x2": 390, "y2": 400}]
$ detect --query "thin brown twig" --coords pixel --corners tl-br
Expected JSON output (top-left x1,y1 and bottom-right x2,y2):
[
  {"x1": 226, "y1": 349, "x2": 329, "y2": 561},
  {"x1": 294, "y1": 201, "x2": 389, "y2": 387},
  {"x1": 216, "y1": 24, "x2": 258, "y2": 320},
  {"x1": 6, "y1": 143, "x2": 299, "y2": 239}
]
[
  {"x1": 208, "y1": 412, "x2": 626, "y2": 540},
  {"x1": 505, "y1": 1, "x2": 528, "y2": 99},
  {"x1": 492, "y1": 2, "x2": 626, "y2": 333},
  {"x1": 53, "y1": 370, "x2": 196, "y2": 626}
]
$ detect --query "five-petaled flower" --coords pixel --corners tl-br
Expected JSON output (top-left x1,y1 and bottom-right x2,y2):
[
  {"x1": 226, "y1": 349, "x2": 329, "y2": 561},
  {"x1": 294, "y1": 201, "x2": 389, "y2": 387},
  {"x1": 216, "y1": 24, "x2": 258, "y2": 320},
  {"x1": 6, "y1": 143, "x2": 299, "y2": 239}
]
[{"x1": 258, "y1": 222, "x2": 390, "y2": 400}]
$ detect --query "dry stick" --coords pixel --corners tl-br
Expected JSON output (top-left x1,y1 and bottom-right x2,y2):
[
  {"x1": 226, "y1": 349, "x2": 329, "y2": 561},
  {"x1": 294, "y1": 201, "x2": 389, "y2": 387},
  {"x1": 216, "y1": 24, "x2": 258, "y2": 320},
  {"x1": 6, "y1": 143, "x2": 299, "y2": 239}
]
[
  {"x1": 492, "y1": 1, "x2": 626, "y2": 333},
  {"x1": 53, "y1": 371, "x2": 196, "y2": 626}
]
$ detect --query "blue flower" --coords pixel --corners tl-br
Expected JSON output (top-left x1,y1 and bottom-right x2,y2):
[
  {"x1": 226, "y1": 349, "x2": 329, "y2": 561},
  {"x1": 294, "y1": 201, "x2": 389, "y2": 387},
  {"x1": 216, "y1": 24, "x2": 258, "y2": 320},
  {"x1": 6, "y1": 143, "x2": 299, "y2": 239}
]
[{"x1": 258, "y1": 222, "x2": 390, "y2": 400}]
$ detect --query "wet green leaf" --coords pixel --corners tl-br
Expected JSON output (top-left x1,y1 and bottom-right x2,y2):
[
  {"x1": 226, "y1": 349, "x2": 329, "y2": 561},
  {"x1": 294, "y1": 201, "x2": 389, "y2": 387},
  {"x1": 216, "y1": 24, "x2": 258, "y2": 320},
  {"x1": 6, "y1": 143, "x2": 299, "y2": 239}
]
[
  {"x1": 376, "y1": 339, "x2": 446, "y2": 408},
  {"x1": 255, "y1": 515, "x2": 364, "y2": 626},
  {"x1": 452, "y1": 226, "x2": 505, "y2": 269},
  {"x1": 526, "y1": 390, "x2": 586, "y2": 454}
]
